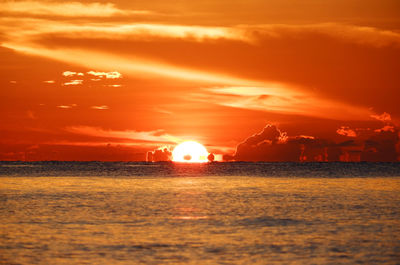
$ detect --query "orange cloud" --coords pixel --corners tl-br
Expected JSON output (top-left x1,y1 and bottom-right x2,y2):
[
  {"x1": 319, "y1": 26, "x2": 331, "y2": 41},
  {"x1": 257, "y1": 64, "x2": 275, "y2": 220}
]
[
  {"x1": 62, "y1": 71, "x2": 83, "y2": 77},
  {"x1": 2, "y1": 43, "x2": 255, "y2": 85},
  {"x1": 371, "y1": 112, "x2": 392, "y2": 122},
  {"x1": 336, "y1": 126, "x2": 357, "y2": 137},
  {"x1": 87, "y1": 71, "x2": 121, "y2": 79},
  {"x1": 91, "y1": 105, "x2": 109, "y2": 110},
  {"x1": 244, "y1": 24, "x2": 400, "y2": 48},
  {"x1": 375, "y1": 125, "x2": 395, "y2": 133},
  {"x1": 65, "y1": 126, "x2": 181, "y2": 144},
  {"x1": 57, "y1": 105, "x2": 72, "y2": 109},
  {"x1": 195, "y1": 86, "x2": 372, "y2": 120},
  {"x1": 63, "y1": 80, "x2": 83, "y2": 86},
  {"x1": 0, "y1": 1, "x2": 151, "y2": 17}
]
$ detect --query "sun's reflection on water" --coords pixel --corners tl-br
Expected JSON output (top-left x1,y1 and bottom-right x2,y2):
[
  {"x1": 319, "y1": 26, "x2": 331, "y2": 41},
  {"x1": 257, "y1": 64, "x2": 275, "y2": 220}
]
[{"x1": 171, "y1": 177, "x2": 210, "y2": 220}]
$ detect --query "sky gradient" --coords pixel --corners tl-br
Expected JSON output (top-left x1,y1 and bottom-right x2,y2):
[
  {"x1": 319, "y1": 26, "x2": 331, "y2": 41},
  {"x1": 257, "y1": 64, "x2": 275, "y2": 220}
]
[{"x1": 1, "y1": 0, "x2": 399, "y2": 161}]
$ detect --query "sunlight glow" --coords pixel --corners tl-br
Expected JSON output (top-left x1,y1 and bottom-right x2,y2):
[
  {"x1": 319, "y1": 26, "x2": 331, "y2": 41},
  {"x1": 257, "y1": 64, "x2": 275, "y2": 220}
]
[{"x1": 172, "y1": 141, "x2": 209, "y2": 163}]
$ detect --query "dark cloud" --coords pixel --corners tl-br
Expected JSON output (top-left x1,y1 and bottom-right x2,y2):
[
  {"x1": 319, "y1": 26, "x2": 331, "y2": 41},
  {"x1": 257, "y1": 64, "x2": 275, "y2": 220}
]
[
  {"x1": 361, "y1": 128, "x2": 399, "y2": 161},
  {"x1": 232, "y1": 123, "x2": 400, "y2": 162},
  {"x1": 147, "y1": 147, "x2": 172, "y2": 162}
]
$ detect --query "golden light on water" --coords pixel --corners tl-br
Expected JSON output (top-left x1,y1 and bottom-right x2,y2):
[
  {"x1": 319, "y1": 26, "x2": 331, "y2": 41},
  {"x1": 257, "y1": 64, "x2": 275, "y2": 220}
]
[{"x1": 172, "y1": 141, "x2": 209, "y2": 163}]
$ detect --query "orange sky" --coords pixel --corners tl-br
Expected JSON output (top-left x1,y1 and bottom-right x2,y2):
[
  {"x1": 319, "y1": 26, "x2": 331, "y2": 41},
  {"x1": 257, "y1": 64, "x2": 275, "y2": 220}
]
[{"x1": 1, "y1": 0, "x2": 399, "y2": 161}]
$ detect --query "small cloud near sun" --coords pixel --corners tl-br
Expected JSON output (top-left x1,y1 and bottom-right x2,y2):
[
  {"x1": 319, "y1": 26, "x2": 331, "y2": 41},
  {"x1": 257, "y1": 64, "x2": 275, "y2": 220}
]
[
  {"x1": 147, "y1": 147, "x2": 172, "y2": 162},
  {"x1": 147, "y1": 141, "x2": 216, "y2": 163}
]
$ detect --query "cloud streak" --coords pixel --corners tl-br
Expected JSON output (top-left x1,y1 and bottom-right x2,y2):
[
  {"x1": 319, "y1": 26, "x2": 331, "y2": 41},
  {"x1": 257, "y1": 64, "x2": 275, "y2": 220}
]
[
  {"x1": 0, "y1": 1, "x2": 151, "y2": 17},
  {"x1": 91, "y1": 105, "x2": 109, "y2": 110},
  {"x1": 195, "y1": 86, "x2": 372, "y2": 120},
  {"x1": 62, "y1": 71, "x2": 83, "y2": 77},
  {"x1": 65, "y1": 126, "x2": 181, "y2": 144},
  {"x1": 63, "y1": 79, "x2": 83, "y2": 86},
  {"x1": 87, "y1": 71, "x2": 121, "y2": 79},
  {"x1": 2, "y1": 42, "x2": 255, "y2": 85}
]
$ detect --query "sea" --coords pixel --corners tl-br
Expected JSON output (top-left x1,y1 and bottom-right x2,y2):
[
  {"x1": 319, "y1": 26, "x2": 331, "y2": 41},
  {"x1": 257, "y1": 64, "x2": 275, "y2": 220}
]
[{"x1": 1, "y1": 161, "x2": 399, "y2": 265}]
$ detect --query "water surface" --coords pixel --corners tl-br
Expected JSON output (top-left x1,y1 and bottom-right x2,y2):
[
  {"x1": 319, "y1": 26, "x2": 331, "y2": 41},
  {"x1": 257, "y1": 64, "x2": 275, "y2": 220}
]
[{"x1": 1, "y1": 162, "x2": 399, "y2": 264}]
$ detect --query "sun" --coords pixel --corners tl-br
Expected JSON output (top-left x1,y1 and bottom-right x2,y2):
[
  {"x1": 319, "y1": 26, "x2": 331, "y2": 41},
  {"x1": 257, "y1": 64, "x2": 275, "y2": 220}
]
[{"x1": 172, "y1": 141, "x2": 209, "y2": 163}]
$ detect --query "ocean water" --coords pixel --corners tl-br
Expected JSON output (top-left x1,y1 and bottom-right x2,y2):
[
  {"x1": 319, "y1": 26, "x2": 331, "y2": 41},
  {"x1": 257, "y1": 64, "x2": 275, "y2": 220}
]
[{"x1": 1, "y1": 162, "x2": 399, "y2": 265}]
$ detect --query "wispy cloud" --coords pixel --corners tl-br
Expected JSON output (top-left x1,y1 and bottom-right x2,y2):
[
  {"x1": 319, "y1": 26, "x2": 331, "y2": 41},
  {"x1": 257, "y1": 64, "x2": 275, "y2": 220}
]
[
  {"x1": 65, "y1": 126, "x2": 182, "y2": 143},
  {"x1": 62, "y1": 71, "x2": 83, "y2": 77},
  {"x1": 194, "y1": 86, "x2": 371, "y2": 120},
  {"x1": 6, "y1": 21, "x2": 248, "y2": 42},
  {"x1": 3, "y1": 17, "x2": 399, "y2": 47},
  {"x1": 242, "y1": 23, "x2": 400, "y2": 48},
  {"x1": 43, "y1": 80, "x2": 55, "y2": 83},
  {"x1": 375, "y1": 125, "x2": 395, "y2": 133},
  {"x1": 0, "y1": 1, "x2": 151, "y2": 17},
  {"x1": 3, "y1": 43, "x2": 255, "y2": 85},
  {"x1": 336, "y1": 126, "x2": 357, "y2": 137},
  {"x1": 63, "y1": 80, "x2": 83, "y2": 86},
  {"x1": 87, "y1": 71, "x2": 121, "y2": 79},
  {"x1": 91, "y1": 105, "x2": 109, "y2": 110},
  {"x1": 57, "y1": 104, "x2": 77, "y2": 109},
  {"x1": 57, "y1": 105, "x2": 72, "y2": 109},
  {"x1": 371, "y1": 112, "x2": 391, "y2": 122}
]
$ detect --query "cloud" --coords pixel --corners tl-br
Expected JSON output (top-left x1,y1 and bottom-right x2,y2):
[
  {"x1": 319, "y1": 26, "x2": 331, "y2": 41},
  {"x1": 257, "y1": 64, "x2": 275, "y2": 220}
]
[
  {"x1": 63, "y1": 80, "x2": 83, "y2": 85},
  {"x1": 374, "y1": 125, "x2": 395, "y2": 133},
  {"x1": 363, "y1": 127, "x2": 399, "y2": 162},
  {"x1": 244, "y1": 23, "x2": 400, "y2": 48},
  {"x1": 87, "y1": 71, "x2": 122, "y2": 79},
  {"x1": 91, "y1": 105, "x2": 109, "y2": 110},
  {"x1": 147, "y1": 147, "x2": 172, "y2": 162},
  {"x1": 59, "y1": 23, "x2": 244, "y2": 42},
  {"x1": 4, "y1": 18, "x2": 399, "y2": 47},
  {"x1": 230, "y1": 123, "x2": 400, "y2": 162},
  {"x1": 12, "y1": 20, "x2": 247, "y2": 42},
  {"x1": 234, "y1": 125, "x2": 293, "y2": 161},
  {"x1": 0, "y1": 1, "x2": 151, "y2": 17},
  {"x1": 57, "y1": 105, "x2": 72, "y2": 109},
  {"x1": 65, "y1": 126, "x2": 181, "y2": 144},
  {"x1": 336, "y1": 126, "x2": 357, "y2": 137},
  {"x1": 371, "y1": 112, "x2": 392, "y2": 122},
  {"x1": 57, "y1": 104, "x2": 77, "y2": 109},
  {"x1": 195, "y1": 86, "x2": 371, "y2": 120},
  {"x1": 62, "y1": 71, "x2": 83, "y2": 77},
  {"x1": 43, "y1": 80, "x2": 55, "y2": 83},
  {"x1": 2, "y1": 43, "x2": 254, "y2": 85},
  {"x1": 1, "y1": 19, "x2": 397, "y2": 121}
]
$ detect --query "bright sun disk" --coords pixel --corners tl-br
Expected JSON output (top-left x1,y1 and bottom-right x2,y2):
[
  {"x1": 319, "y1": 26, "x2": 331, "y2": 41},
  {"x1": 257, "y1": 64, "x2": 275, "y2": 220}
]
[{"x1": 172, "y1": 141, "x2": 209, "y2": 163}]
